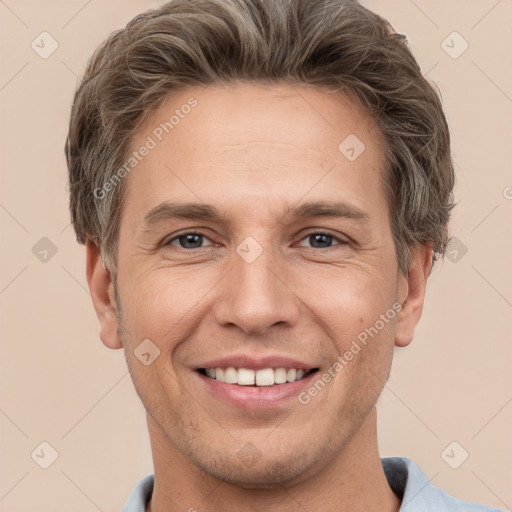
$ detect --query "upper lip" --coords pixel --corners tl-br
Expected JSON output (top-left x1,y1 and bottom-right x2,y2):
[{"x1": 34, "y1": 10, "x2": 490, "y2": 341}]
[{"x1": 194, "y1": 355, "x2": 319, "y2": 371}]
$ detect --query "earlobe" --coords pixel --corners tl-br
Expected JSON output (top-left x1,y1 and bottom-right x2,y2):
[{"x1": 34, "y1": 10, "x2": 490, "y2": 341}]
[
  {"x1": 85, "y1": 239, "x2": 123, "y2": 350},
  {"x1": 394, "y1": 245, "x2": 434, "y2": 348}
]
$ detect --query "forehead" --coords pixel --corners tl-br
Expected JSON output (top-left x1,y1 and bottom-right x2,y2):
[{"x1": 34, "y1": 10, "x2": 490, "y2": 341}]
[
  {"x1": 133, "y1": 81, "x2": 383, "y2": 156},
  {"x1": 123, "y1": 82, "x2": 388, "y2": 222}
]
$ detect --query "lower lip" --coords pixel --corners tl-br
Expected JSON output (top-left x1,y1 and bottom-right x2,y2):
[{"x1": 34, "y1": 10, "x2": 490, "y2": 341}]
[{"x1": 195, "y1": 371, "x2": 317, "y2": 410}]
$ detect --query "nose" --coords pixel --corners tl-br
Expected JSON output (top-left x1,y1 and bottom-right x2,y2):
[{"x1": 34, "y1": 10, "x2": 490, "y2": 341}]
[{"x1": 213, "y1": 246, "x2": 301, "y2": 335}]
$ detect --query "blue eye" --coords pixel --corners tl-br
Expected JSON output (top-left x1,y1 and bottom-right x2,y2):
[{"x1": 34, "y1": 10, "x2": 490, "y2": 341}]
[
  {"x1": 167, "y1": 232, "x2": 213, "y2": 249},
  {"x1": 163, "y1": 231, "x2": 346, "y2": 251},
  {"x1": 298, "y1": 232, "x2": 346, "y2": 249},
  {"x1": 308, "y1": 233, "x2": 333, "y2": 248}
]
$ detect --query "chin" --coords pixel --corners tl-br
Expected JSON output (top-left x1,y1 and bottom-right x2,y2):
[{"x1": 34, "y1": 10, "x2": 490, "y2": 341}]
[
  {"x1": 206, "y1": 455, "x2": 317, "y2": 489},
  {"x1": 178, "y1": 436, "x2": 326, "y2": 490}
]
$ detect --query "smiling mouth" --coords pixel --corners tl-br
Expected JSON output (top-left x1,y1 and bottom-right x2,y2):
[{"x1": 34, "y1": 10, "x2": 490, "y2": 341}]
[{"x1": 197, "y1": 367, "x2": 320, "y2": 387}]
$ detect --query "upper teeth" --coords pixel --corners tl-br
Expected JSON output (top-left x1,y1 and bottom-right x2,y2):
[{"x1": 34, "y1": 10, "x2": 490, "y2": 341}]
[{"x1": 204, "y1": 367, "x2": 308, "y2": 386}]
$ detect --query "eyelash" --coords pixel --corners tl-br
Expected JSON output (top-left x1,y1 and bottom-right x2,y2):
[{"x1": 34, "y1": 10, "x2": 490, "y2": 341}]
[
  {"x1": 297, "y1": 230, "x2": 349, "y2": 248},
  {"x1": 163, "y1": 230, "x2": 348, "y2": 250}
]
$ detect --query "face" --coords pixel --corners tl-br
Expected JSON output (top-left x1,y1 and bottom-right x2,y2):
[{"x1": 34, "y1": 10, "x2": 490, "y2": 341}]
[{"x1": 88, "y1": 82, "x2": 430, "y2": 487}]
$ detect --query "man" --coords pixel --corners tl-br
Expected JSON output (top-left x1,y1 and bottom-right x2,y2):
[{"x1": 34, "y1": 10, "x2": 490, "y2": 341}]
[{"x1": 65, "y1": 0, "x2": 503, "y2": 510}]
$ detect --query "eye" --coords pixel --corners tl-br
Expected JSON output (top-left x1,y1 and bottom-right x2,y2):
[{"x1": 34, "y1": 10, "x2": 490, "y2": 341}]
[
  {"x1": 296, "y1": 231, "x2": 347, "y2": 249},
  {"x1": 165, "y1": 231, "x2": 214, "y2": 249}
]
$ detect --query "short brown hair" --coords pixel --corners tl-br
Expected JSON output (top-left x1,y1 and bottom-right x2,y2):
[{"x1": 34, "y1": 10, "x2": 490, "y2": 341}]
[{"x1": 65, "y1": 0, "x2": 455, "y2": 276}]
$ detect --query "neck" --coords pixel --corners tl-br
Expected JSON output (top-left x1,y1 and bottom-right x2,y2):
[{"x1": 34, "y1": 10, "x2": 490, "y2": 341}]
[{"x1": 146, "y1": 408, "x2": 401, "y2": 512}]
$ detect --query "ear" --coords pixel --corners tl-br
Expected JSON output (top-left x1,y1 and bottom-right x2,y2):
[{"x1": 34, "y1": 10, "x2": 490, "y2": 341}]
[
  {"x1": 394, "y1": 245, "x2": 434, "y2": 348},
  {"x1": 85, "y1": 238, "x2": 123, "y2": 349}
]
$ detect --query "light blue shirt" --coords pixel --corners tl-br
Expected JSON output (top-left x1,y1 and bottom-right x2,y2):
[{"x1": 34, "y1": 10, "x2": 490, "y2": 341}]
[{"x1": 123, "y1": 457, "x2": 504, "y2": 511}]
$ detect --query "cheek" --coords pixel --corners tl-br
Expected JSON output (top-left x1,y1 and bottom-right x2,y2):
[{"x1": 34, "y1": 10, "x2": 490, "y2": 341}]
[
  {"x1": 299, "y1": 268, "x2": 397, "y2": 395},
  {"x1": 118, "y1": 268, "x2": 211, "y2": 345},
  {"x1": 295, "y1": 265, "x2": 396, "y2": 340},
  {"x1": 342, "y1": 291, "x2": 398, "y2": 380},
  {"x1": 326, "y1": 317, "x2": 396, "y2": 428},
  {"x1": 118, "y1": 273, "x2": 196, "y2": 406}
]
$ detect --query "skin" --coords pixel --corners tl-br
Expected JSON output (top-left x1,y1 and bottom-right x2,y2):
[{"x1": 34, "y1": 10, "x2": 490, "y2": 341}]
[{"x1": 86, "y1": 82, "x2": 432, "y2": 512}]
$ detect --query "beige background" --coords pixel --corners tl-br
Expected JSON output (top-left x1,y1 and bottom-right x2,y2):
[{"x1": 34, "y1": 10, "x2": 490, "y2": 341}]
[{"x1": 0, "y1": 0, "x2": 511, "y2": 510}]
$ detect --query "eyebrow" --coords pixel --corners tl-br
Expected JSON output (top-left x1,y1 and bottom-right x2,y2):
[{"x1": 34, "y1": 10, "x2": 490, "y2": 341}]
[
  {"x1": 143, "y1": 202, "x2": 221, "y2": 226},
  {"x1": 289, "y1": 201, "x2": 369, "y2": 223},
  {"x1": 141, "y1": 200, "x2": 370, "y2": 230}
]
